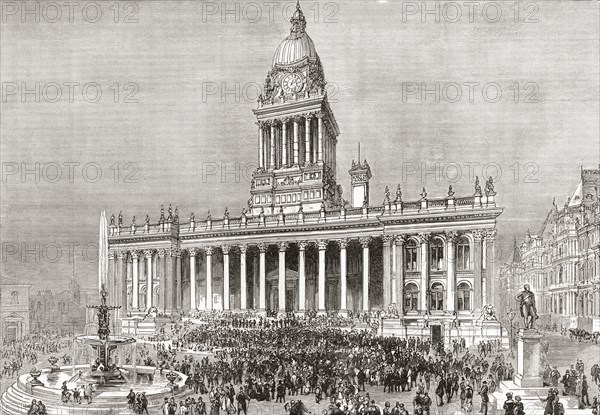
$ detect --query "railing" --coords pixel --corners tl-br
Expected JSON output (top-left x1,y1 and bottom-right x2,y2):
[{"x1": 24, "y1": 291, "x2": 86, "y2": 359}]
[{"x1": 108, "y1": 194, "x2": 492, "y2": 238}]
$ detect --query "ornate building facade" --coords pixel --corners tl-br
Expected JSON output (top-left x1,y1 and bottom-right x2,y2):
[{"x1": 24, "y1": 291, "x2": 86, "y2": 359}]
[
  {"x1": 500, "y1": 168, "x2": 600, "y2": 332},
  {"x1": 105, "y1": 3, "x2": 503, "y2": 343}
]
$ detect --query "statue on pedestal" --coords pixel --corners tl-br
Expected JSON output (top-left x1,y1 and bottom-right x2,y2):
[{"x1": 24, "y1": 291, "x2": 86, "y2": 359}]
[{"x1": 516, "y1": 284, "x2": 538, "y2": 329}]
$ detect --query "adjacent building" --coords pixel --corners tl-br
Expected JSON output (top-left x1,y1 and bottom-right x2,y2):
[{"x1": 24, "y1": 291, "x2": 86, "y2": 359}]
[
  {"x1": 0, "y1": 277, "x2": 31, "y2": 341},
  {"x1": 500, "y1": 168, "x2": 600, "y2": 332},
  {"x1": 104, "y1": 2, "x2": 504, "y2": 344},
  {"x1": 29, "y1": 273, "x2": 88, "y2": 335}
]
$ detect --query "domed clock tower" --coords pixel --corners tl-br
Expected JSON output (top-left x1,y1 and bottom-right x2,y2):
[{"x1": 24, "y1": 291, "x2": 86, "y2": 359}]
[{"x1": 249, "y1": 1, "x2": 342, "y2": 215}]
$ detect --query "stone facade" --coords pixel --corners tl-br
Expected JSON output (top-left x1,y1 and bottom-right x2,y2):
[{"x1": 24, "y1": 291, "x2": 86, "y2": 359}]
[
  {"x1": 499, "y1": 168, "x2": 600, "y2": 332},
  {"x1": 104, "y1": 2, "x2": 504, "y2": 343},
  {"x1": 0, "y1": 277, "x2": 31, "y2": 341}
]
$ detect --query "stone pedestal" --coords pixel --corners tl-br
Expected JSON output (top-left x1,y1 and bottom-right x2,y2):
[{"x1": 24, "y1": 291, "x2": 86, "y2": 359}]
[{"x1": 514, "y1": 329, "x2": 543, "y2": 388}]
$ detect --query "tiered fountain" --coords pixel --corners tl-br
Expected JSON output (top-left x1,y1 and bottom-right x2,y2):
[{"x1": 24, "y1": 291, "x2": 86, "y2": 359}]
[{"x1": 0, "y1": 287, "x2": 188, "y2": 414}]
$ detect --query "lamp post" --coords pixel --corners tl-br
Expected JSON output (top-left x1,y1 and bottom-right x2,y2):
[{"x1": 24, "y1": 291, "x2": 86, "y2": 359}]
[{"x1": 507, "y1": 309, "x2": 516, "y2": 358}]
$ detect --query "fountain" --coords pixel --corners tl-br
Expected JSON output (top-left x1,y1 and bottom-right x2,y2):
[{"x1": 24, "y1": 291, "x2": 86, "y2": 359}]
[{"x1": 0, "y1": 287, "x2": 189, "y2": 414}]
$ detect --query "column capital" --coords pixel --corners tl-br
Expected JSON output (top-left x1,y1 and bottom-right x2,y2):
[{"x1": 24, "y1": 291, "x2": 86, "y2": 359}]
[
  {"x1": 117, "y1": 251, "x2": 127, "y2": 260},
  {"x1": 170, "y1": 248, "x2": 182, "y2": 257},
  {"x1": 472, "y1": 229, "x2": 485, "y2": 241},
  {"x1": 221, "y1": 245, "x2": 231, "y2": 255},
  {"x1": 108, "y1": 251, "x2": 116, "y2": 260},
  {"x1": 130, "y1": 250, "x2": 140, "y2": 259},
  {"x1": 257, "y1": 243, "x2": 268, "y2": 253},
  {"x1": 157, "y1": 248, "x2": 167, "y2": 258},
  {"x1": 359, "y1": 237, "x2": 372, "y2": 248},
  {"x1": 298, "y1": 241, "x2": 309, "y2": 251},
  {"x1": 337, "y1": 238, "x2": 349, "y2": 250},
  {"x1": 238, "y1": 244, "x2": 248, "y2": 254},
  {"x1": 143, "y1": 249, "x2": 154, "y2": 259},
  {"x1": 305, "y1": 113, "x2": 314, "y2": 121},
  {"x1": 445, "y1": 231, "x2": 460, "y2": 244},
  {"x1": 382, "y1": 235, "x2": 395, "y2": 246},
  {"x1": 417, "y1": 232, "x2": 432, "y2": 244},
  {"x1": 485, "y1": 228, "x2": 498, "y2": 240},
  {"x1": 292, "y1": 115, "x2": 303, "y2": 123},
  {"x1": 317, "y1": 240, "x2": 328, "y2": 250},
  {"x1": 394, "y1": 235, "x2": 407, "y2": 245},
  {"x1": 188, "y1": 247, "x2": 199, "y2": 257},
  {"x1": 279, "y1": 242, "x2": 289, "y2": 252},
  {"x1": 204, "y1": 246, "x2": 215, "y2": 256},
  {"x1": 315, "y1": 111, "x2": 325, "y2": 119}
]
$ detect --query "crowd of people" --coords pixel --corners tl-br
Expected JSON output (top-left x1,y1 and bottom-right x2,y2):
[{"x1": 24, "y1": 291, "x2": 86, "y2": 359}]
[
  {"x1": 121, "y1": 317, "x2": 539, "y2": 415},
  {"x1": 5, "y1": 315, "x2": 599, "y2": 415}
]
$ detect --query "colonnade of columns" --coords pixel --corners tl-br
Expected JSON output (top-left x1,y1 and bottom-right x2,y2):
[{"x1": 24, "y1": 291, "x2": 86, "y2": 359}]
[
  {"x1": 107, "y1": 228, "x2": 497, "y2": 316},
  {"x1": 550, "y1": 290, "x2": 600, "y2": 317},
  {"x1": 257, "y1": 111, "x2": 331, "y2": 170}
]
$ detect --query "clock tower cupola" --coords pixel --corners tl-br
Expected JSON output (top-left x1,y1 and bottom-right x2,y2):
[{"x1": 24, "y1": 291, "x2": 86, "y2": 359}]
[{"x1": 249, "y1": 0, "x2": 341, "y2": 215}]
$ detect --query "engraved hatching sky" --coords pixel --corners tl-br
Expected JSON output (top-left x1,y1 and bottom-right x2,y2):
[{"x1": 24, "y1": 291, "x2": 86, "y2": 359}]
[{"x1": 1, "y1": 0, "x2": 599, "y2": 291}]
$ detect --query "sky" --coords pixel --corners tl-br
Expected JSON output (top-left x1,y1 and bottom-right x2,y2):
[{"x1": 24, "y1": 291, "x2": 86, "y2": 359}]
[{"x1": 1, "y1": 0, "x2": 599, "y2": 292}]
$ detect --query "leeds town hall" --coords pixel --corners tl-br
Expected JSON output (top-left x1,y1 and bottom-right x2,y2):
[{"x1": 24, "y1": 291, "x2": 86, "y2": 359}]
[{"x1": 105, "y1": 4, "x2": 504, "y2": 345}]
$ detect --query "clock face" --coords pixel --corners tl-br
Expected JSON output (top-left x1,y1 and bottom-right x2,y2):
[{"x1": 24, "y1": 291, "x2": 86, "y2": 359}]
[{"x1": 282, "y1": 73, "x2": 303, "y2": 94}]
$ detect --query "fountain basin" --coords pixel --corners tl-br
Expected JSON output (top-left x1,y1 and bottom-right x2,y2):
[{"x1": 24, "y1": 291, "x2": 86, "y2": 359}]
[{"x1": 0, "y1": 365, "x2": 189, "y2": 415}]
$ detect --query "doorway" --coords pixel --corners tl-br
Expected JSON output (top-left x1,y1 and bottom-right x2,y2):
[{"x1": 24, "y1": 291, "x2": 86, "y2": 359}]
[{"x1": 431, "y1": 325, "x2": 442, "y2": 343}]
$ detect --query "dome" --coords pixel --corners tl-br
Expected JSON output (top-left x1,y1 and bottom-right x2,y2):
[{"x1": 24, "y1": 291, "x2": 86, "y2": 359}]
[
  {"x1": 272, "y1": 32, "x2": 318, "y2": 66},
  {"x1": 271, "y1": 1, "x2": 318, "y2": 67}
]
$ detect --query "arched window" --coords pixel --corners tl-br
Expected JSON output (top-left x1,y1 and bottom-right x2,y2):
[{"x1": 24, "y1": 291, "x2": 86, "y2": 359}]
[
  {"x1": 430, "y1": 239, "x2": 444, "y2": 270},
  {"x1": 429, "y1": 282, "x2": 444, "y2": 310},
  {"x1": 457, "y1": 282, "x2": 471, "y2": 311},
  {"x1": 405, "y1": 240, "x2": 418, "y2": 271},
  {"x1": 457, "y1": 237, "x2": 471, "y2": 270},
  {"x1": 404, "y1": 283, "x2": 419, "y2": 311},
  {"x1": 10, "y1": 291, "x2": 19, "y2": 304},
  {"x1": 558, "y1": 266, "x2": 564, "y2": 283}
]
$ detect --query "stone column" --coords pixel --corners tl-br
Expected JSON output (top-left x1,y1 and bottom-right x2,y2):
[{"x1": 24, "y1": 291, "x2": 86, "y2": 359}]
[
  {"x1": 305, "y1": 116, "x2": 311, "y2": 164},
  {"x1": 175, "y1": 250, "x2": 182, "y2": 311},
  {"x1": 258, "y1": 123, "x2": 264, "y2": 169},
  {"x1": 157, "y1": 249, "x2": 167, "y2": 313},
  {"x1": 360, "y1": 237, "x2": 371, "y2": 311},
  {"x1": 472, "y1": 230, "x2": 484, "y2": 311},
  {"x1": 317, "y1": 113, "x2": 324, "y2": 162},
  {"x1": 205, "y1": 247, "x2": 214, "y2": 311},
  {"x1": 222, "y1": 245, "x2": 230, "y2": 310},
  {"x1": 258, "y1": 243, "x2": 267, "y2": 311},
  {"x1": 338, "y1": 239, "x2": 348, "y2": 314},
  {"x1": 165, "y1": 248, "x2": 175, "y2": 313},
  {"x1": 418, "y1": 233, "x2": 430, "y2": 313},
  {"x1": 282, "y1": 119, "x2": 288, "y2": 167},
  {"x1": 298, "y1": 242, "x2": 308, "y2": 312},
  {"x1": 446, "y1": 232, "x2": 458, "y2": 312},
  {"x1": 278, "y1": 242, "x2": 289, "y2": 312},
  {"x1": 189, "y1": 248, "x2": 198, "y2": 310},
  {"x1": 131, "y1": 251, "x2": 139, "y2": 310},
  {"x1": 293, "y1": 116, "x2": 300, "y2": 165},
  {"x1": 118, "y1": 251, "x2": 128, "y2": 318},
  {"x1": 144, "y1": 250, "x2": 153, "y2": 310},
  {"x1": 317, "y1": 240, "x2": 327, "y2": 312},
  {"x1": 395, "y1": 236, "x2": 406, "y2": 316},
  {"x1": 382, "y1": 235, "x2": 393, "y2": 307},
  {"x1": 270, "y1": 123, "x2": 276, "y2": 169},
  {"x1": 239, "y1": 245, "x2": 248, "y2": 310},
  {"x1": 485, "y1": 229, "x2": 497, "y2": 306}
]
